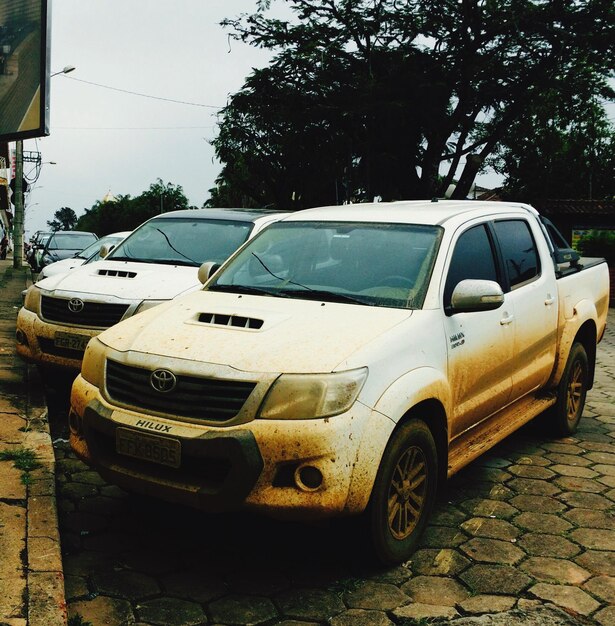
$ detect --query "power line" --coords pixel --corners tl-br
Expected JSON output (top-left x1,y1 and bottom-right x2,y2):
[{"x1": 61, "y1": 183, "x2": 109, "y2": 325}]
[
  {"x1": 62, "y1": 75, "x2": 223, "y2": 109},
  {"x1": 53, "y1": 125, "x2": 215, "y2": 130}
]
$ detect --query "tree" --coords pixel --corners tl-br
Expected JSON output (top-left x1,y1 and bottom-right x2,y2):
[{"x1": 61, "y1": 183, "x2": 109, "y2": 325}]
[
  {"x1": 75, "y1": 180, "x2": 189, "y2": 235},
  {"x1": 47, "y1": 207, "x2": 78, "y2": 231},
  {"x1": 208, "y1": 0, "x2": 614, "y2": 208}
]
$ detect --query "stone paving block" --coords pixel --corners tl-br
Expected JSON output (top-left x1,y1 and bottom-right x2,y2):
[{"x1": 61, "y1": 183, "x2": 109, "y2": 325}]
[
  {"x1": 69, "y1": 596, "x2": 134, "y2": 626},
  {"x1": 595, "y1": 605, "x2": 615, "y2": 626},
  {"x1": 546, "y1": 453, "x2": 592, "y2": 467},
  {"x1": 0, "y1": 574, "x2": 27, "y2": 622},
  {"x1": 28, "y1": 496, "x2": 60, "y2": 541},
  {"x1": 508, "y1": 465, "x2": 556, "y2": 479},
  {"x1": 584, "y1": 442, "x2": 615, "y2": 454},
  {"x1": 551, "y1": 464, "x2": 599, "y2": 478},
  {"x1": 226, "y1": 565, "x2": 290, "y2": 596},
  {"x1": 63, "y1": 550, "x2": 117, "y2": 577},
  {"x1": 71, "y1": 470, "x2": 107, "y2": 486},
  {"x1": 520, "y1": 557, "x2": 591, "y2": 584},
  {"x1": 517, "y1": 533, "x2": 581, "y2": 558},
  {"x1": 542, "y1": 443, "x2": 587, "y2": 454},
  {"x1": 116, "y1": 548, "x2": 184, "y2": 576},
  {"x1": 392, "y1": 602, "x2": 459, "y2": 620},
  {"x1": 368, "y1": 564, "x2": 413, "y2": 586},
  {"x1": 91, "y1": 569, "x2": 160, "y2": 600},
  {"x1": 506, "y1": 453, "x2": 551, "y2": 466},
  {"x1": 275, "y1": 588, "x2": 345, "y2": 622},
  {"x1": 587, "y1": 451, "x2": 615, "y2": 464},
  {"x1": 161, "y1": 568, "x2": 227, "y2": 603},
  {"x1": 564, "y1": 508, "x2": 615, "y2": 529},
  {"x1": 583, "y1": 575, "x2": 615, "y2": 603},
  {"x1": 418, "y1": 525, "x2": 468, "y2": 548},
  {"x1": 63, "y1": 574, "x2": 89, "y2": 601},
  {"x1": 28, "y1": 536, "x2": 63, "y2": 572},
  {"x1": 575, "y1": 551, "x2": 615, "y2": 577},
  {"x1": 595, "y1": 464, "x2": 615, "y2": 477},
  {"x1": 570, "y1": 528, "x2": 615, "y2": 551},
  {"x1": 457, "y1": 594, "x2": 516, "y2": 614},
  {"x1": 599, "y1": 475, "x2": 615, "y2": 488},
  {"x1": 460, "y1": 537, "x2": 525, "y2": 564},
  {"x1": 59, "y1": 509, "x2": 108, "y2": 534},
  {"x1": 343, "y1": 581, "x2": 409, "y2": 611},
  {"x1": 508, "y1": 478, "x2": 561, "y2": 497},
  {"x1": 529, "y1": 582, "x2": 600, "y2": 615},
  {"x1": 559, "y1": 491, "x2": 613, "y2": 510},
  {"x1": 208, "y1": 594, "x2": 277, "y2": 625},
  {"x1": 401, "y1": 575, "x2": 470, "y2": 605},
  {"x1": 458, "y1": 498, "x2": 519, "y2": 519},
  {"x1": 0, "y1": 463, "x2": 26, "y2": 500},
  {"x1": 330, "y1": 608, "x2": 394, "y2": 626},
  {"x1": 510, "y1": 494, "x2": 566, "y2": 514},
  {"x1": 461, "y1": 517, "x2": 520, "y2": 540},
  {"x1": 460, "y1": 564, "x2": 532, "y2": 595},
  {"x1": 554, "y1": 476, "x2": 607, "y2": 493},
  {"x1": 409, "y1": 548, "x2": 470, "y2": 576},
  {"x1": 57, "y1": 481, "x2": 98, "y2": 501},
  {"x1": 429, "y1": 504, "x2": 468, "y2": 526},
  {"x1": 514, "y1": 511, "x2": 572, "y2": 534}
]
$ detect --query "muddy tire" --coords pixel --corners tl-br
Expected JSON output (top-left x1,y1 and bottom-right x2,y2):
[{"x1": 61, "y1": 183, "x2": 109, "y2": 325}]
[
  {"x1": 368, "y1": 419, "x2": 438, "y2": 564},
  {"x1": 550, "y1": 342, "x2": 589, "y2": 437}
]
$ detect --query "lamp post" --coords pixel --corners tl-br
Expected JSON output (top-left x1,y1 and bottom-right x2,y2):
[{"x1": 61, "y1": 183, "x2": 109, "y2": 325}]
[{"x1": 13, "y1": 66, "x2": 74, "y2": 268}]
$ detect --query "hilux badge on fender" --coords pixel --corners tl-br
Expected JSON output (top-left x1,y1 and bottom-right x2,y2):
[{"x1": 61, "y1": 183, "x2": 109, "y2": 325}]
[
  {"x1": 150, "y1": 369, "x2": 177, "y2": 393},
  {"x1": 68, "y1": 298, "x2": 84, "y2": 313}
]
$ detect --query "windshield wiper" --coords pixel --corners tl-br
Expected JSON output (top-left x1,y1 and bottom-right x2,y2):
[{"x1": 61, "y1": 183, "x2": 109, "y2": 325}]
[
  {"x1": 278, "y1": 288, "x2": 374, "y2": 306},
  {"x1": 208, "y1": 284, "x2": 290, "y2": 298}
]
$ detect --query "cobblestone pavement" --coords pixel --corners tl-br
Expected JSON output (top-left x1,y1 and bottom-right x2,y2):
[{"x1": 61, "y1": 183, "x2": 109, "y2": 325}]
[{"x1": 50, "y1": 311, "x2": 615, "y2": 626}]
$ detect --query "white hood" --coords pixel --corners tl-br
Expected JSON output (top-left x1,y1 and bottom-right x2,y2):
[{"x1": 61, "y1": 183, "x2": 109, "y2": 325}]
[
  {"x1": 98, "y1": 290, "x2": 413, "y2": 373},
  {"x1": 36, "y1": 259, "x2": 201, "y2": 301}
]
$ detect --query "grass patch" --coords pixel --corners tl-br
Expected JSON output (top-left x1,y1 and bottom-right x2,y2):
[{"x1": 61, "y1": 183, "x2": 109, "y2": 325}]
[{"x1": 0, "y1": 447, "x2": 42, "y2": 485}]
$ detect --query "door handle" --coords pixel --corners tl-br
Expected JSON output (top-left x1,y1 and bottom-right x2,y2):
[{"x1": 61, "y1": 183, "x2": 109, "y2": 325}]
[
  {"x1": 545, "y1": 295, "x2": 555, "y2": 306},
  {"x1": 500, "y1": 313, "x2": 514, "y2": 326}
]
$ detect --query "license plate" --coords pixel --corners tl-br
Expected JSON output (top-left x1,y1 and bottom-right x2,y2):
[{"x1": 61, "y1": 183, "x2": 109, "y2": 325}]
[
  {"x1": 116, "y1": 427, "x2": 181, "y2": 468},
  {"x1": 54, "y1": 331, "x2": 90, "y2": 351}
]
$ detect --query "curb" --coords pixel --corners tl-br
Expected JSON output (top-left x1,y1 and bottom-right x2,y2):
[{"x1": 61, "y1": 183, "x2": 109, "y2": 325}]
[{"x1": 0, "y1": 261, "x2": 67, "y2": 626}]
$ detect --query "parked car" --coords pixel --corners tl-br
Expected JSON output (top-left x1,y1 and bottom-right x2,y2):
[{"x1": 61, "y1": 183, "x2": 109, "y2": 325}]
[
  {"x1": 67, "y1": 200, "x2": 609, "y2": 563},
  {"x1": 27, "y1": 231, "x2": 52, "y2": 271},
  {"x1": 37, "y1": 231, "x2": 99, "y2": 271},
  {"x1": 37, "y1": 231, "x2": 131, "y2": 281},
  {"x1": 16, "y1": 209, "x2": 287, "y2": 372}
]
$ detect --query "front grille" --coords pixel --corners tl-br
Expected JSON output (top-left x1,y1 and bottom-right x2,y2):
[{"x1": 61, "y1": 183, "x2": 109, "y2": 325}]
[
  {"x1": 106, "y1": 360, "x2": 256, "y2": 422},
  {"x1": 41, "y1": 296, "x2": 129, "y2": 328},
  {"x1": 38, "y1": 337, "x2": 85, "y2": 358}
]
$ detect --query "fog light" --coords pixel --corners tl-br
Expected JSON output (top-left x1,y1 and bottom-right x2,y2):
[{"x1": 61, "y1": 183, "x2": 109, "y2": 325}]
[
  {"x1": 15, "y1": 329, "x2": 28, "y2": 346},
  {"x1": 294, "y1": 465, "x2": 323, "y2": 492},
  {"x1": 68, "y1": 409, "x2": 83, "y2": 436}
]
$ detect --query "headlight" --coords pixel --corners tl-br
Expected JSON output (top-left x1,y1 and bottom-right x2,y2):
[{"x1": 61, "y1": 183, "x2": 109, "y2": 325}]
[
  {"x1": 258, "y1": 367, "x2": 368, "y2": 420},
  {"x1": 81, "y1": 337, "x2": 107, "y2": 388},
  {"x1": 22, "y1": 286, "x2": 41, "y2": 314},
  {"x1": 134, "y1": 299, "x2": 168, "y2": 315}
]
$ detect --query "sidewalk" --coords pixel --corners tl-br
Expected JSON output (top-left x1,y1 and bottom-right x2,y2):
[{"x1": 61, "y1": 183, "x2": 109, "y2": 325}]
[{"x1": 0, "y1": 259, "x2": 66, "y2": 626}]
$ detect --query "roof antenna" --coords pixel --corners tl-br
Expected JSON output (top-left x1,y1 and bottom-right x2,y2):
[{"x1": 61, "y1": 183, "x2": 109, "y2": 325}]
[{"x1": 431, "y1": 197, "x2": 439, "y2": 203}]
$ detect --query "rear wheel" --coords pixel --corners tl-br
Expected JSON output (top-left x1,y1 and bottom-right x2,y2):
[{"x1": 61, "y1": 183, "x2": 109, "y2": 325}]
[
  {"x1": 552, "y1": 342, "x2": 589, "y2": 436},
  {"x1": 368, "y1": 419, "x2": 438, "y2": 564}
]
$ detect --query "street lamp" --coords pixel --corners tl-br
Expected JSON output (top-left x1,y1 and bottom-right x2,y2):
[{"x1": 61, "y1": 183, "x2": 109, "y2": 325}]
[{"x1": 50, "y1": 65, "x2": 76, "y2": 78}]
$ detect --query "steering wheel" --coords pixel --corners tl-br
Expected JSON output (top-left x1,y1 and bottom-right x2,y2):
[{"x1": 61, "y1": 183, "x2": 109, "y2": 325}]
[{"x1": 382, "y1": 275, "x2": 413, "y2": 288}]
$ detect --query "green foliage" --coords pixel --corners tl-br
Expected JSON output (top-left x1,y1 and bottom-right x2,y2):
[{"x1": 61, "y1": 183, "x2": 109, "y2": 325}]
[
  {"x1": 75, "y1": 179, "x2": 189, "y2": 236},
  {"x1": 0, "y1": 447, "x2": 42, "y2": 485},
  {"x1": 208, "y1": 0, "x2": 615, "y2": 208},
  {"x1": 47, "y1": 207, "x2": 78, "y2": 231},
  {"x1": 68, "y1": 615, "x2": 93, "y2": 626},
  {"x1": 577, "y1": 230, "x2": 615, "y2": 264}
]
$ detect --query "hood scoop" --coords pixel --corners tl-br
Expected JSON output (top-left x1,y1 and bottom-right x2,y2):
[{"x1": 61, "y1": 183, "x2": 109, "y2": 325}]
[
  {"x1": 97, "y1": 269, "x2": 137, "y2": 278},
  {"x1": 198, "y1": 312, "x2": 264, "y2": 330}
]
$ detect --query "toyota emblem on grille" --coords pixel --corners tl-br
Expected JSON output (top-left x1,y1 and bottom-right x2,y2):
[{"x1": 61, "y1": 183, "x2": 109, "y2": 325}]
[
  {"x1": 150, "y1": 369, "x2": 177, "y2": 393},
  {"x1": 67, "y1": 298, "x2": 84, "y2": 313}
]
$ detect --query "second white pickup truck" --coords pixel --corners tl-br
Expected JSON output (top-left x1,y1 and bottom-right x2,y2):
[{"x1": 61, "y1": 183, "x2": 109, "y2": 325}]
[{"x1": 68, "y1": 200, "x2": 609, "y2": 563}]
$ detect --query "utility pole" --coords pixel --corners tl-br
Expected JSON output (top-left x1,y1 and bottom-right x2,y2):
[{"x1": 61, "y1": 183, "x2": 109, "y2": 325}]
[{"x1": 13, "y1": 140, "x2": 23, "y2": 269}]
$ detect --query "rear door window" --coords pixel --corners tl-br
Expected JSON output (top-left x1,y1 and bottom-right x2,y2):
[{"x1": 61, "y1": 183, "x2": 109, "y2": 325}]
[{"x1": 493, "y1": 220, "x2": 540, "y2": 289}]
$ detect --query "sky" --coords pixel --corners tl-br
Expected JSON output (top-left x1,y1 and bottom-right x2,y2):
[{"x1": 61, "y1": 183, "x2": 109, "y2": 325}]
[{"x1": 23, "y1": 0, "x2": 278, "y2": 236}]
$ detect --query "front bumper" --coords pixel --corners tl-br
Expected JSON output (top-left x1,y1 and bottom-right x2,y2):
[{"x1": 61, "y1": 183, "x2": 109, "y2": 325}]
[
  {"x1": 70, "y1": 374, "x2": 388, "y2": 518},
  {"x1": 16, "y1": 307, "x2": 101, "y2": 371}
]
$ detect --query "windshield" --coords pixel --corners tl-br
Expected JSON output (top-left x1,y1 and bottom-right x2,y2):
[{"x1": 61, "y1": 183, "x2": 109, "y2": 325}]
[
  {"x1": 209, "y1": 221, "x2": 443, "y2": 309},
  {"x1": 47, "y1": 233, "x2": 97, "y2": 251},
  {"x1": 107, "y1": 218, "x2": 254, "y2": 267},
  {"x1": 76, "y1": 234, "x2": 122, "y2": 259}
]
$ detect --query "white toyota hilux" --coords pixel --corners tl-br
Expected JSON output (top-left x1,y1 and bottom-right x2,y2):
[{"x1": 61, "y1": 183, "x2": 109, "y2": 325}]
[
  {"x1": 17, "y1": 208, "x2": 285, "y2": 373},
  {"x1": 68, "y1": 200, "x2": 609, "y2": 563}
]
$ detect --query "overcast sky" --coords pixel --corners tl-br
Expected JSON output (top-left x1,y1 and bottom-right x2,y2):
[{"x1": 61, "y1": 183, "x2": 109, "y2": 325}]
[{"x1": 23, "y1": 0, "x2": 277, "y2": 235}]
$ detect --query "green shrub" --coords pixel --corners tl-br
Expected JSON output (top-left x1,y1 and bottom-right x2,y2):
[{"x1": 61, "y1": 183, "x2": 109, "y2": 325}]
[{"x1": 577, "y1": 230, "x2": 615, "y2": 265}]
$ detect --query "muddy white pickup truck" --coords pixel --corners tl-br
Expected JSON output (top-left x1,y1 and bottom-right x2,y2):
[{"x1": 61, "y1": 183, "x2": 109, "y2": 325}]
[{"x1": 69, "y1": 200, "x2": 609, "y2": 563}]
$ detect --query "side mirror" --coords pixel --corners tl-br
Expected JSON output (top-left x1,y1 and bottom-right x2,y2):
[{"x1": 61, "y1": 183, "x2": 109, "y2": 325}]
[
  {"x1": 198, "y1": 261, "x2": 221, "y2": 285},
  {"x1": 450, "y1": 279, "x2": 504, "y2": 314},
  {"x1": 99, "y1": 243, "x2": 115, "y2": 259}
]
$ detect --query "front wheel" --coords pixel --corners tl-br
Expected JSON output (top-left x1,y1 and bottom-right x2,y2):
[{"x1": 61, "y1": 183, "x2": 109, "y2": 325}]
[
  {"x1": 552, "y1": 342, "x2": 589, "y2": 437},
  {"x1": 368, "y1": 419, "x2": 438, "y2": 564}
]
